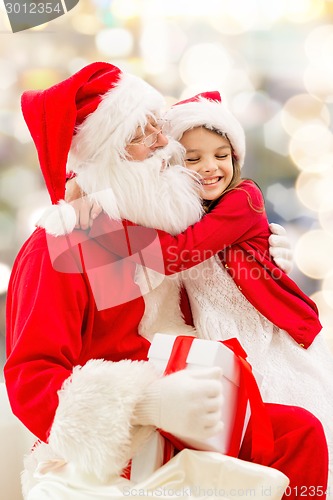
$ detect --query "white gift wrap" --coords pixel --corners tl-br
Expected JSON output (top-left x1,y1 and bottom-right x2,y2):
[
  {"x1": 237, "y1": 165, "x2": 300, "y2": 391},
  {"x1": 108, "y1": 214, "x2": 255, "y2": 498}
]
[
  {"x1": 130, "y1": 431, "x2": 165, "y2": 484},
  {"x1": 148, "y1": 334, "x2": 244, "y2": 454},
  {"x1": 27, "y1": 449, "x2": 289, "y2": 500}
]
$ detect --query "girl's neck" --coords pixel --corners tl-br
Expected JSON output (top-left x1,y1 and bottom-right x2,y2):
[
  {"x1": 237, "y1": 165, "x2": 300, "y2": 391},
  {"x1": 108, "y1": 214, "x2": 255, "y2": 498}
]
[{"x1": 202, "y1": 197, "x2": 221, "y2": 213}]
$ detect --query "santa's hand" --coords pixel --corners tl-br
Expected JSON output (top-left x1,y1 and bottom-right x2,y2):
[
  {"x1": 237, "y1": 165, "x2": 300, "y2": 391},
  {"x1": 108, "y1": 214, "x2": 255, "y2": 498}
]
[
  {"x1": 133, "y1": 367, "x2": 224, "y2": 440},
  {"x1": 65, "y1": 178, "x2": 102, "y2": 230},
  {"x1": 268, "y1": 223, "x2": 293, "y2": 274}
]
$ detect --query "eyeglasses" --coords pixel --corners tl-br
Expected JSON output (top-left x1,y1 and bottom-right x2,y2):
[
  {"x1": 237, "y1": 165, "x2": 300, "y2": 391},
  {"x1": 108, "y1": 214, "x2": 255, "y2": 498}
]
[{"x1": 130, "y1": 127, "x2": 164, "y2": 148}]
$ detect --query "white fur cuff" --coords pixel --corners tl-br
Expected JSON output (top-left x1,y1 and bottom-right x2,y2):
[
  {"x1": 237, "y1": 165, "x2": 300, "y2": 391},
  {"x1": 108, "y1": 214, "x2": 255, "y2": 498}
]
[{"x1": 48, "y1": 359, "x2": 157, "y2": 481}]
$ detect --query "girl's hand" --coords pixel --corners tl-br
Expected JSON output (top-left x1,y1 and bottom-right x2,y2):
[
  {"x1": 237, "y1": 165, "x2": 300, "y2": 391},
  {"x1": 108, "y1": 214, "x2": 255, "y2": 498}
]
[{"x1": 65, "y1": 178, "x2": 102, "y2": 230}]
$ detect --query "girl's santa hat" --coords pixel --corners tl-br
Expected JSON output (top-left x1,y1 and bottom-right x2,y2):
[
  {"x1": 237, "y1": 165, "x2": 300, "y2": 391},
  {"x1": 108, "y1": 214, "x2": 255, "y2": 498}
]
[
  {"x1": 21, "y1": 62, "x2": 165, "y2": 235},
  {"x1": 163, "y1": 91, "x2": 246, "y2": 167}
]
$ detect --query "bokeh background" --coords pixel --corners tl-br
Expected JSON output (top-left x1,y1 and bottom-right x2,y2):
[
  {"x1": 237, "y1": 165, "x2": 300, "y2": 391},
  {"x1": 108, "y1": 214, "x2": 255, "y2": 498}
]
[{"x1": 0, "y1": 0, "x2": 333, "y2": 375}]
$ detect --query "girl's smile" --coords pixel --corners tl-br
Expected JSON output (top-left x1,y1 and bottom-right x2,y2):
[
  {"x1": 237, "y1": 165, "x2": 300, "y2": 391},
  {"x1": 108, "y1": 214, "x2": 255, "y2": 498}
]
[{"x1": 180, "y1": 127, "x2": 234, "y2": 201}]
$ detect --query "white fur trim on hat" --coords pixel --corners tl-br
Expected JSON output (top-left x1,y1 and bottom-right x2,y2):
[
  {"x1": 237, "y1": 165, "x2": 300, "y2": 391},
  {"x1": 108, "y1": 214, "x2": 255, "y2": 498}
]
[
  {"x1": 68, "y1": 72, "x2": 165, "y2": 172},
  {"x1": 164, "y1": 96, "x2": 246, "y2": 167}
]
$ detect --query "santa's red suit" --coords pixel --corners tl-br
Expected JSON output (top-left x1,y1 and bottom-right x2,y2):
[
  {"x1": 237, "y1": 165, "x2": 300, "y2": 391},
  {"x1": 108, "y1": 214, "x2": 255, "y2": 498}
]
[
  {"x1": 5, "y1": 217, "x2": 329, "y2": 499},
  {"x1": 4, "y1": 62, "x2": 329, "y2": 499}
]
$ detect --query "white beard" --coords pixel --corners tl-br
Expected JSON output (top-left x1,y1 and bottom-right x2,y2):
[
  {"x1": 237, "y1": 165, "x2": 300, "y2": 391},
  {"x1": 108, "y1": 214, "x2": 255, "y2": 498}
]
[
  {"x1": 38, "y1": 139, "x2": 201, "y2": 340},
  {"x1": 76, "y1": 139, "x2": 203, "y2": 235},
  {"x1": 76, "y1": 139, "x2": 201, "y2": 341}
]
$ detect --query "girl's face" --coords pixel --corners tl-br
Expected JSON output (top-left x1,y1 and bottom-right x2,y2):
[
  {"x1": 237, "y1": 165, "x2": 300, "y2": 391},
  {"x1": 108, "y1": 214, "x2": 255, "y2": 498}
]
[{"x1": 180, "y1": 127, "x2": 234, "y2": 201}]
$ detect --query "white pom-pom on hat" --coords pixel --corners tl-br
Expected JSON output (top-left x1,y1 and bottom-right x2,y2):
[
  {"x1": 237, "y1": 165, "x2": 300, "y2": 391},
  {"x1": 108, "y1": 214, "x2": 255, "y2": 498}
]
[{"x1": 37, "y1": 201, "x2": 77, "y2": 237}]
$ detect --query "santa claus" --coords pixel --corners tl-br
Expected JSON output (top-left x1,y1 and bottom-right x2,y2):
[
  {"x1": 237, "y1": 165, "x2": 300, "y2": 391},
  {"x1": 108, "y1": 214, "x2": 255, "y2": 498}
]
[{"x1": 4, "y1": 62, "x2": 328, "y2": 499}]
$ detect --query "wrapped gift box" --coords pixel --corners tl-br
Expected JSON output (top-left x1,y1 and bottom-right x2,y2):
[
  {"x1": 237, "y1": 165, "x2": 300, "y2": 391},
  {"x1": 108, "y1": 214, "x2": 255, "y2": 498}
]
[{"x1": 148, "y1": 333, "x2": 245, "y2": 455}]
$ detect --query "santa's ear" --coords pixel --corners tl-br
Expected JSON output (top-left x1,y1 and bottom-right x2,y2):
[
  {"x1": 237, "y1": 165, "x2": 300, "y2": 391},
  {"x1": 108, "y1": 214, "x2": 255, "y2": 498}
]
[{"x1": 37, "y1": 200, "x2": 77, "y2": 236}]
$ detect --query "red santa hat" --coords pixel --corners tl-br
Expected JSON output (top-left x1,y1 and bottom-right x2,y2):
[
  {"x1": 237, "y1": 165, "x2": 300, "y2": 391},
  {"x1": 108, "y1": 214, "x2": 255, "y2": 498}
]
[
  {"x1": 163, "y1": 91, "x2": 246, "y2": 167},
  {"x1": 22, "y1": 61, "x2": 165, "y2": 206}
]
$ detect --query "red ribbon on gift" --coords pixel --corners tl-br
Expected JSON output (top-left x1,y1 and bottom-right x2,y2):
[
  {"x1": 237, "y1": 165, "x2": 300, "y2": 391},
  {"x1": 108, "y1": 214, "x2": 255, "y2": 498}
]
[{"x1": 159, "y1": 335, "x2": 274, "y2": 462}]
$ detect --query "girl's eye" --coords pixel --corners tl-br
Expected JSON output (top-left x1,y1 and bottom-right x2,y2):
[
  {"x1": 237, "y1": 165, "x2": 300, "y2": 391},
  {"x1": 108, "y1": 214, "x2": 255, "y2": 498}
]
[
  {"x1": 185, "y1": 158, "x2": 199, "y2": 163},
  {"x1": 216, "y1": 154, "x2": 228, "y2": 159}
]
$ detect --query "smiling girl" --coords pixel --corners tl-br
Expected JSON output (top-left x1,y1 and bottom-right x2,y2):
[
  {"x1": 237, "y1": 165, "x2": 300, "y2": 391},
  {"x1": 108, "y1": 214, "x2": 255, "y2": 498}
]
[{"x1": 162, "y1": 91, "x2": 333, "y2": 491}]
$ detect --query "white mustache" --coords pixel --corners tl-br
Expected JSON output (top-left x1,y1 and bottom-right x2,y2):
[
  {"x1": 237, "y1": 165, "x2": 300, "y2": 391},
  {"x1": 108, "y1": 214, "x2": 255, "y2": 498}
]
[{"x1": 148, "y1": 137, "x2": 186, "y2": 168}]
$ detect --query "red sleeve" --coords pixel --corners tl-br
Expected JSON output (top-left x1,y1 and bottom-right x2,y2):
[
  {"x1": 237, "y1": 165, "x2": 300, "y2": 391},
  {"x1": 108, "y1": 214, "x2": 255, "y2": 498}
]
[
  {"x1": 5, "y1": 232, "x2": 88, "y2": 441},
  {"x1": 89, "y1": 181, "x2": 268, "y2": 275},
  {"x1": 155, "y1": 181, "x2": 267, "y2": 274}
]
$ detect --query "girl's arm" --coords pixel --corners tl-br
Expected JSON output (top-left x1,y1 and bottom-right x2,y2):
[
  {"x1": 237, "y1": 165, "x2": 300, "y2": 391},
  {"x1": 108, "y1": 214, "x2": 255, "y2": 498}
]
[
  {"x1": 69, "y1": 177, "x2": 292, "y2": 273},
  {"x1": 89, "y1": 181, "x2": 269, "y2": 275}
]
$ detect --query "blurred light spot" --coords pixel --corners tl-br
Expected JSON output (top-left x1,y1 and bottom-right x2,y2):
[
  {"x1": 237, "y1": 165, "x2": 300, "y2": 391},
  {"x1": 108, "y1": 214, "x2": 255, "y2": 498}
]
[
  {"x1": 13, "y1": 115, "x2": 33, "y2": 144},
  {"x1": 0, "y1": 60, "x2": 17, "y2": 90},
  {"x1": 111, "y1": 0, "x2": 140, "y2": 19},
  {"x1": 163, "y1": 23, "x2": 188, "y2": 64},
  {"x1": 304, "y1": 25, "x2": 333, "y2": 102},
  {"x1": 22, "y1": 69, "x2": 61, "y2": 90},
  {"x1": 0, "y1": 213, "x2": 15, "y2": 250},
  {"x1": 30, "y1": 44, "x2": 77, "y2": 67},
  {"x1": 304, "y1": 64, "x2": 333, "y2": 103},
  {"x1": 16, "y1": 190, "x2": 50, "y2": 242},
  {"x1": 213, "y1": 0, "x2": 284, "y2": 32},
  {"x1": 296, "y1": 170, "x2": 333, "y2": 212},
  {"x1": 295, "y1": 229, "x2": 333, "y2": 279},
  {"x1": 71, "y1": 14, "x2": 101, "y2": 34},
  {"x1": 227, "y1": 70, "x2": 255, "y2": 96},
  {"x1": 96, "y1": 29, "x2": 134, "y2": 58},
  {"x1": 68, "y1": 58, "x2": 90, "y2": 75},
  {"x1": 319, "y1": 209, "x2": 333, "y2": 235},
  {"x1": 180, "y1": 72, "x2": 255, "y2": 109},
  {"x1": 284, "y1": 0, "x2": 325, "y2": 23},
  {"x1": 149, "y1": 65, "x2": 179, "y2": 91},
  {"x1": 91, "y1": 0, "x2": 111, "y2": 8},
  {"x1": 281, "y1": 94, "x2": 330, "y2": 136},
  {"x1": 322, "y1": 273, "x2": 333, "y2": 309},
  {"x1": 264, "y1": 112, "x2": 289, "y2": 156},
  {"x1": 0, "y1": 167, "x2": 40, "y2": 208},
  {"x1": 289, "y1": 122, "x2": 333, "y2": 172},
  {"x1": 140, "y1": 20, "x2": 169, "y2": 74},
  {"x1": 143, "y1": 0, "x2": 224, "y2": 16},
  {"x1": 305, "y1": 24, "x2": 333, "y2": 64},
  {"x1": 141, "y1": 21, "x2": 187, "y2": 75},
  {"x1": 0, "y1": 263, "x2": 11, "y2": 295},
  {"x1": 179, "y1": 44, "x2": 231, "y2": 88},
  {"x1": 266, "y1": 184, "x2": 304, "y2": 221},
  {"x1": 233, "y1": 91, "x2": 280, "y2": 129},
  {"x1": 210, "y1": 13, "x2": 248, "y2": 35},
  {"x1": 0, "y1": 110, "x2": 14, "y2": 138}
]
